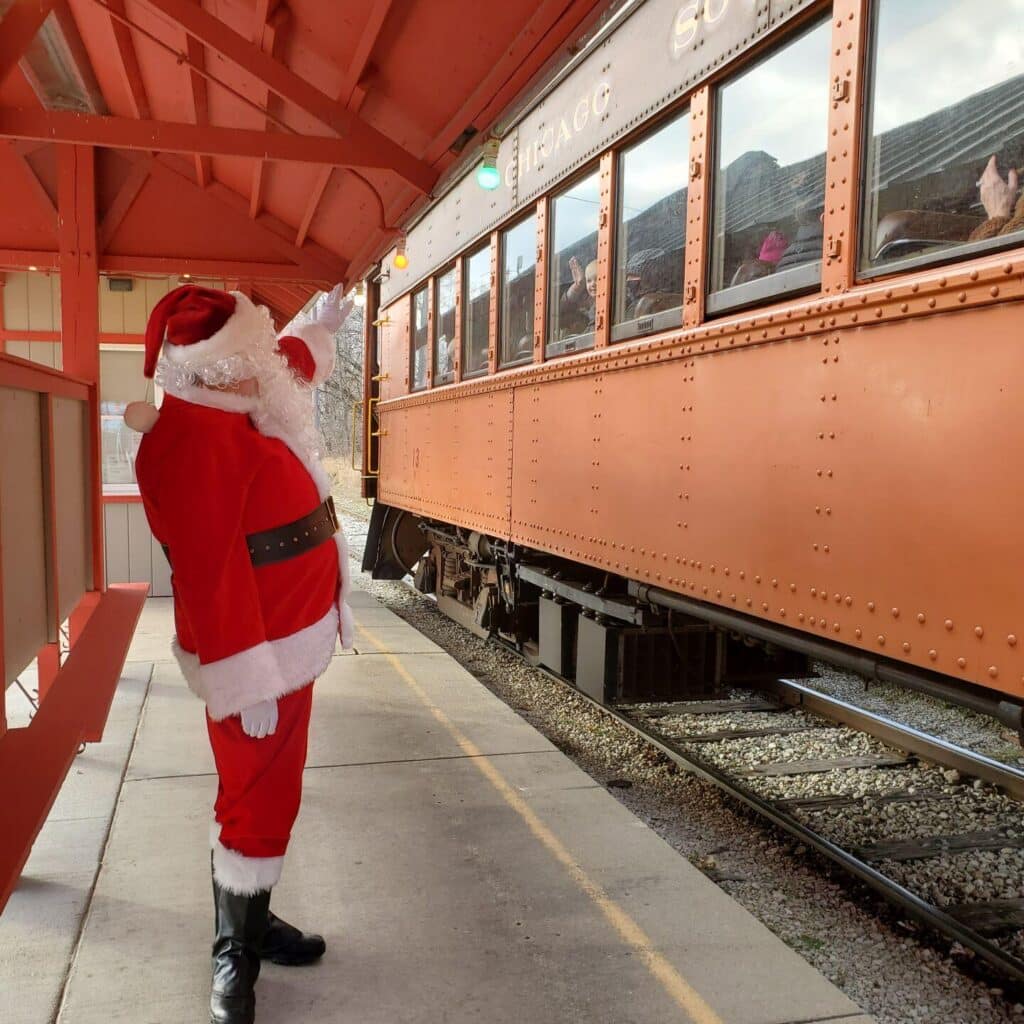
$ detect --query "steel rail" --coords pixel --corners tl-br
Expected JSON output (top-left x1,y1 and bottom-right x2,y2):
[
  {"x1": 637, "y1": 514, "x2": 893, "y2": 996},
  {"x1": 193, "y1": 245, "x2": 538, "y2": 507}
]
[
  {"x1": 402, "y1": 578, "x2": 1024, "y2": 982},
  {"x1": 760, "y1": 678, "x2": 1024, "y2": 801},
  {"x1": 530, "y1": 663, "x2": 1024, "y2": 985}
]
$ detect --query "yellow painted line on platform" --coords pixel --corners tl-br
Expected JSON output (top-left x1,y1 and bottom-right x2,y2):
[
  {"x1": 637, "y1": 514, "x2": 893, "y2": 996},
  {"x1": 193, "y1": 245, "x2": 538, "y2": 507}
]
[{"x1": 356, "y1": 622, "x2": 724, "y2": 1024}]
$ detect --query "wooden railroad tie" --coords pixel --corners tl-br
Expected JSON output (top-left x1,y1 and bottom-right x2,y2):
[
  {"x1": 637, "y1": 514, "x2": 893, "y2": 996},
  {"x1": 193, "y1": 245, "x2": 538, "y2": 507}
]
[
  {"x1": 739, "y1": 754, "x2": 910, "y2": 778},
  {"x1": 853, "y1": 830, "x2": 1024, "y2": 864}
]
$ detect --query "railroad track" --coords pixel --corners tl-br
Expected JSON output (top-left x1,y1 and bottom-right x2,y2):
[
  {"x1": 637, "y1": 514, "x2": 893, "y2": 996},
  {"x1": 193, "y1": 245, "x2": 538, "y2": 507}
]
[
  {"x1": 595, "y1": 679, "x2": 1024, "y2": 985},
  {"x1": 399, "y1": 580, "x2": 1024, "y2": 983}
]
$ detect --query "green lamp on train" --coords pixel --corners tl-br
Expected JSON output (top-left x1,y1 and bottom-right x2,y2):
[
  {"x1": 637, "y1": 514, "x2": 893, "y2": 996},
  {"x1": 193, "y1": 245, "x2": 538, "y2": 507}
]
[{"x1": 477, "y1": 138, "x2": 501, "y2": 190}]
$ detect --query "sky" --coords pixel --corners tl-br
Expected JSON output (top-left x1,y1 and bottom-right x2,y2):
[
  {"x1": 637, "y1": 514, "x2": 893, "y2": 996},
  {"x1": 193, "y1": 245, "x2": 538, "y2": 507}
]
[{"x1": 871, "y1": 0, "x2": 1024, "y2": 133}]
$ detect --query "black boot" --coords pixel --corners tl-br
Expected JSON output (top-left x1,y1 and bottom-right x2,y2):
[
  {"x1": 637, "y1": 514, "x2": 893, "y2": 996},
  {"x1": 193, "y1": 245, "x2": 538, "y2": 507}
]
[
  {"x1": 210, "y1": 877, "x2": 271, "y2": 1024},
  {"x1": 259, "y1": 910, "x2": 327, "y2": 966}
]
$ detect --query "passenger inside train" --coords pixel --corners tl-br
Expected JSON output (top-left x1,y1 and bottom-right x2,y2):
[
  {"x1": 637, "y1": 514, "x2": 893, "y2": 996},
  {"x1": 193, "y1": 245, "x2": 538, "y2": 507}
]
[{"x1": 858, "y1": 0, "x2": 1024, "y2": 271}]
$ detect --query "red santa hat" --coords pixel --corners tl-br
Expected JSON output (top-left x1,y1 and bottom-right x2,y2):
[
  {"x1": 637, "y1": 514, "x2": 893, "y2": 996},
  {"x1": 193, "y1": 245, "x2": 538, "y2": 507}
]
[{"x1": 144, "y1": 284, "x2": 335, "y2": 386}]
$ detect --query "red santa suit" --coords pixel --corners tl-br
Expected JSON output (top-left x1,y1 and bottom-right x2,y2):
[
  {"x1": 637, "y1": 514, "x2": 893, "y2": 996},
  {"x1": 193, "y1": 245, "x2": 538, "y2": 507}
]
[{"x1": 131, "y1": 285, "x2": 352, "y2": 897}]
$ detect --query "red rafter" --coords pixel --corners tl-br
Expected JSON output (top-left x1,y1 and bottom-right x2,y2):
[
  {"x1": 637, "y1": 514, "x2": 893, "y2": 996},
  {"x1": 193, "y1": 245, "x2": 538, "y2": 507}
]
[
  {"x1": 249, "y1": 1, "x2": 289, "y2": 219},
  {"x1": 183, "y1": 23, "x2": 211, "y2": 186},
  {"x1": 98, "y1": 158, "x2": 151, "y2": 249},
  {"x1": 105, "y1": 0, "x2": 152, "y2": 120},
  {"x1": 0, "y1": 1, "x2": 57, "y2": 87},
  {"x1": 124, "y1": 0, "x2": 437, "y2": 193},
  {"x1": 0, "y1": 106, "x2": 417, "y2": 176},
  {"x1": 149, "y1": 154, "x2": 347, "y2": 283}
]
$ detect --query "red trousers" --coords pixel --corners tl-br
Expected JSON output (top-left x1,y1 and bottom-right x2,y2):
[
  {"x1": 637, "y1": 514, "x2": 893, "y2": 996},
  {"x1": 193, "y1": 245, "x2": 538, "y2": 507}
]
[{"x1": 207, "y1": 683, "x2": 313, "y2": 859}]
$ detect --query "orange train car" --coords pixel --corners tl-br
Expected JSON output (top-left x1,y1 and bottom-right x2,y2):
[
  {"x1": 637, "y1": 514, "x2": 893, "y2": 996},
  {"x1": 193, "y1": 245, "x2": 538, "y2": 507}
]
[{"x1": 359, "y1": 0, "x2": 1024, "y2": 730}]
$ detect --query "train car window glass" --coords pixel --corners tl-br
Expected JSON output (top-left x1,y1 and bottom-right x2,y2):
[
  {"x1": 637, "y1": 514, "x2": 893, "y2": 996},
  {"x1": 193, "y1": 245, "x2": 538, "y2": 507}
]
[
  {"x1": 859, "y1": 0, "x2": 1024, "y2": 277},
  {"x1": 707, "y1": 16, "x2": 831, "y2": 316},
  {"x1": 432, "y1": 266, "x2": 456, "y2": 386},
  {"x1": 410, "y1": 284, "x2": 429, "y2": 391},
  {"x1": 462, "y1": 244, "x2": 491, "y2": 378},
  {"x1": 547, "y1": 170, "x2": 600, "y2": 357},
  {"x1": 613, "y1": 110, "x2": 689, "y2": 342},
  {"x1": 499, "y1": 214, "x2": 537, "y2": 367}
]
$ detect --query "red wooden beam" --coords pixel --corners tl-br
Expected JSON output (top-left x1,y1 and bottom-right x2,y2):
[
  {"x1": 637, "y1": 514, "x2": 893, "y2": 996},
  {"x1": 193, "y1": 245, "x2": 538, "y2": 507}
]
[
  {"x1": 296, "y1": 166, "x2": 331, "y2": 247},
  {"x1": 105, "y1": 0, "x2": 152, "y2": 120},
  {"x1": 0, "y1": 248, "x2": 58, "y2": 270},
  {"x1": 98, "y1": 157, "x2": 151, "y2": 250},
  {"x1": 0, "y1": 583, "x2": 148, "y2": 913},
  {"x1": 0, "y1": 1, "x2": 57, "y2": 87},
  {"x1": 6, "y1": 143, "x2": 58, "y2": 221},
  {"x1": 0, "y1": 106, "x2": 426, "y2": 177},
  {"x1": 133, "y1": 0, "x2": 437, "y2": 193},
  {"x1": 0, "y1": 351, "x2": 90, "y2": 399},
  {"x1": 0, "y1": 328, "x2": 60, "y2": 341},
  {"x1": 183, "y1": 28, "x2": 212, "y2": 186},
  {"x1": 58, "y1": 144, "x2": 104, "y2": 591},
  {"x1": 148, "y1": 154, "x2": 348, "y2": 282},
  {"x1": 249, "y1": 3, "x2": 290, "y2": 220},
  {"x1": 99, "y1": 253, "x2": 333, "y2": 283},
  {"x1": 337, "y1": 0, "x2": 394, "y2": 108}
]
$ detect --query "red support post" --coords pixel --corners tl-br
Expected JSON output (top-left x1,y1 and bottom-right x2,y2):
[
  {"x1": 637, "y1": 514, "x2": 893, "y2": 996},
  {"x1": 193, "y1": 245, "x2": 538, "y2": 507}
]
[{"x1": 58, "y1": 144, "x2": 104, "y2": 593}]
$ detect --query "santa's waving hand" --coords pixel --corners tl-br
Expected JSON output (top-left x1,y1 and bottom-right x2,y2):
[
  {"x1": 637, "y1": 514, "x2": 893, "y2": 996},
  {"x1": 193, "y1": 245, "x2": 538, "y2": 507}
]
[{"x1": 126, "y1": 284, "x2": 352, "y2": 1024}]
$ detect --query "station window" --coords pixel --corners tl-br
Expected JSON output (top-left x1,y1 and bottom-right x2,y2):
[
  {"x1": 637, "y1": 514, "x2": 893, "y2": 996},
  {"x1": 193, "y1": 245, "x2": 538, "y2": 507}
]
[
  {"x1": 499, "y1": 214, "x2": 536, "y2": 367},
  {"x1": 613, "y1": 110, "x2": 689, "y2": 341},
  {"x1": 410, "y1": 284, "x2": 429, "y2": 391},
  {"x1": 100, "y1": 347, "x2": 150, "y2": 495},
  {"x1": 547, "y1": 170, "x2": 600, "y2": 357},
  {"x1": 433, "y1": 266, "x2": 456, "y2": 386},
  {"x1": 707, "y1": 16, "x2": 831, "y2": 315},
  {"x1": 859, "y1": 0, "x2": 1024, "y2": 276},
  {"x1": 462, "y1": 243, "x2": 490, "y2": 378}
]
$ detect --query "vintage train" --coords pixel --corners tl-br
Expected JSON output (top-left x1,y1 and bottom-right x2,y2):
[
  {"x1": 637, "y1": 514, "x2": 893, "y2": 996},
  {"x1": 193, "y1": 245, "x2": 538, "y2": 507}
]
[{"x1": 357, "y1": 0, "x2": 1024, "y2": 732}]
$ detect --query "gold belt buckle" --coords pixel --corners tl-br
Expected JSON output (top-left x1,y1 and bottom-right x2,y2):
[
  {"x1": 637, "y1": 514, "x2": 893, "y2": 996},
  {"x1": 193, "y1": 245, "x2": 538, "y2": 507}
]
[{"x1": 325, "y1": 495, "x2": 339, "y2": 532}]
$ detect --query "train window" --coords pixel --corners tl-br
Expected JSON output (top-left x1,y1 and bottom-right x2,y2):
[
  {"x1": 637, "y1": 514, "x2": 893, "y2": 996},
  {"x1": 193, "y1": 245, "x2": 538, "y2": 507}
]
[
  {"x1": 547, "y1": 170, "x2": 600, "y2": 357},
  {"x1": 462, "y1": 243, "x2": 490, "y2": 378},
  {"x1": 410, "y1": 284, "x2": 429, "y2": 391},
  {"x1": 707, "y1": 16, "x2": 831, "y2": 315},
  {"x1": 499, "y1": 214, "x2": 536, "y2": 367},
  {"x1": 433, "y1": 266, "x2": 456, "y2": 386},
  {"x1": 859, "y1": 0, "x2": 1024, "y2": 276},
  {"x1": 613, "y1": 110, "x2": 689, "y2": 341}
]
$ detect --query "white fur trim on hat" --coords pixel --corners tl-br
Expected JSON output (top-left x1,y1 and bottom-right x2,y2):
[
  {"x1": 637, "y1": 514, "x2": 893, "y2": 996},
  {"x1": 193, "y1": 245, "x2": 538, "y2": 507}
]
[
  {"x1": 282, "y1": 321, "x2": 336, "y2": 386},
  {"x1": 211, "y1": 832, "x2": 283, "y2": 895},
  {"x1": 164, "y1": 290, "x2": 271, "y2": 369},
  {"x1": 172, "y1": 605, "x2": 339, "y2": 720}
]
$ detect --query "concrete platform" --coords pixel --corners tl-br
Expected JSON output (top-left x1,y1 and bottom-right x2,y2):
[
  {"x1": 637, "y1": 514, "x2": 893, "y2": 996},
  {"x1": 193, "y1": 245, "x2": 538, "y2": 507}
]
[{"x1": 1, "y1": 591, "x2": 873, "y2": 1024}]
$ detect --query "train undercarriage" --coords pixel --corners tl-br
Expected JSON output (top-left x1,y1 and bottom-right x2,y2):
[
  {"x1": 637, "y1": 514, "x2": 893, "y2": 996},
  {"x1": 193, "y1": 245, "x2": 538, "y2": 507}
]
[{"x1": 363, "y1": 502, "x2": 1024, "y2": 740}]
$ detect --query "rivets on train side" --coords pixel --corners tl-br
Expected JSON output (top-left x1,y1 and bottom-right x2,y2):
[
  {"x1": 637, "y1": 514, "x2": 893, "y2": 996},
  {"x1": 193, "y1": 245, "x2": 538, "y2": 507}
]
[
  {"x1": 945, "y1": 619, "x2": 954, "y2": 631},
  {"x1": 958, "y1": 657, "x2": 967, "y2": 669},
  {"x1": 975, "y1": 626, "x2": 984, "y2": 638},
  {"x1": 1009, "y1": 635, "x2": 1018, "y2": 647},
  {"x1": 988, "y1": 666, "x2": 999, "y2": 678}
]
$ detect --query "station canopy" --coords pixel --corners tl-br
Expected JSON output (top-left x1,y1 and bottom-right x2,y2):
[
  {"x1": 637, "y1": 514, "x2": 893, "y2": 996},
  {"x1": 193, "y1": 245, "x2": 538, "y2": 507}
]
[{"x1": 0, "y1": 0, "x2": 612, "y2": 325}]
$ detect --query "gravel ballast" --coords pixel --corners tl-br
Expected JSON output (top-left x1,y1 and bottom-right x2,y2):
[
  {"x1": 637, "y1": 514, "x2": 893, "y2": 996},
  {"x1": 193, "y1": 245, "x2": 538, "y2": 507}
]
[{"x1": 335, "y1": 498, "x2": 1023, "y2": 1023}]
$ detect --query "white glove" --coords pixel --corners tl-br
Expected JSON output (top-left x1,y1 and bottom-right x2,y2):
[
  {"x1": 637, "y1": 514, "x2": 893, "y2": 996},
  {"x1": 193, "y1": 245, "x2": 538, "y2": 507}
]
[
  {"x1": 239, "y1": 699, "x2": 278, "y2": 739},
  {"x1": 312, "y1": 284, "x2": 354, "y2": 334}
]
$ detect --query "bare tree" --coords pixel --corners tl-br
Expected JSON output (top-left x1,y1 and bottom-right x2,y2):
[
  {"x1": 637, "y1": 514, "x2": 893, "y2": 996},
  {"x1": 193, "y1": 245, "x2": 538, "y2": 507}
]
[{"x1": 314, "y1": 304, "x2": 364, "y2": 458}]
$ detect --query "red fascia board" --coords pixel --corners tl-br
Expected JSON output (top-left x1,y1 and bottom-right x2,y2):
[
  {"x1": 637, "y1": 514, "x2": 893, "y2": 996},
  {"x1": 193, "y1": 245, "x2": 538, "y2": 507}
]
[{"x1": 0, "y1": 583, "x2": 148, "y2": 914}]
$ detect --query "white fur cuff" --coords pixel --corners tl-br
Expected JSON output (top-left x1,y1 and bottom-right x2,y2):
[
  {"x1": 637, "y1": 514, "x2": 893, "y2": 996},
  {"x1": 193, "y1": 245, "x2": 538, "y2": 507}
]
[
  {"x1": 173, "y1": 606, "x2": 339, "y2": 720},
  {"x1": 212, "y1": 834, "x2": 283, "y2": 895}
]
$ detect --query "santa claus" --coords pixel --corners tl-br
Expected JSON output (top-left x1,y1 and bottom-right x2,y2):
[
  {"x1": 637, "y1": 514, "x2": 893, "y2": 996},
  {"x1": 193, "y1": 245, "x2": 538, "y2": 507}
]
[{"x1": 125, "y1": 283, "x2": 353, "y2": 1024}]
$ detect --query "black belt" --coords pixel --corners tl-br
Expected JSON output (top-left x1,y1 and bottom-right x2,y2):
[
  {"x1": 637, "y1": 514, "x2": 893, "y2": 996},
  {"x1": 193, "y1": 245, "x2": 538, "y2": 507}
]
[{"x1": 163, "y1": 497, "x2": 338, "y2": 569}]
